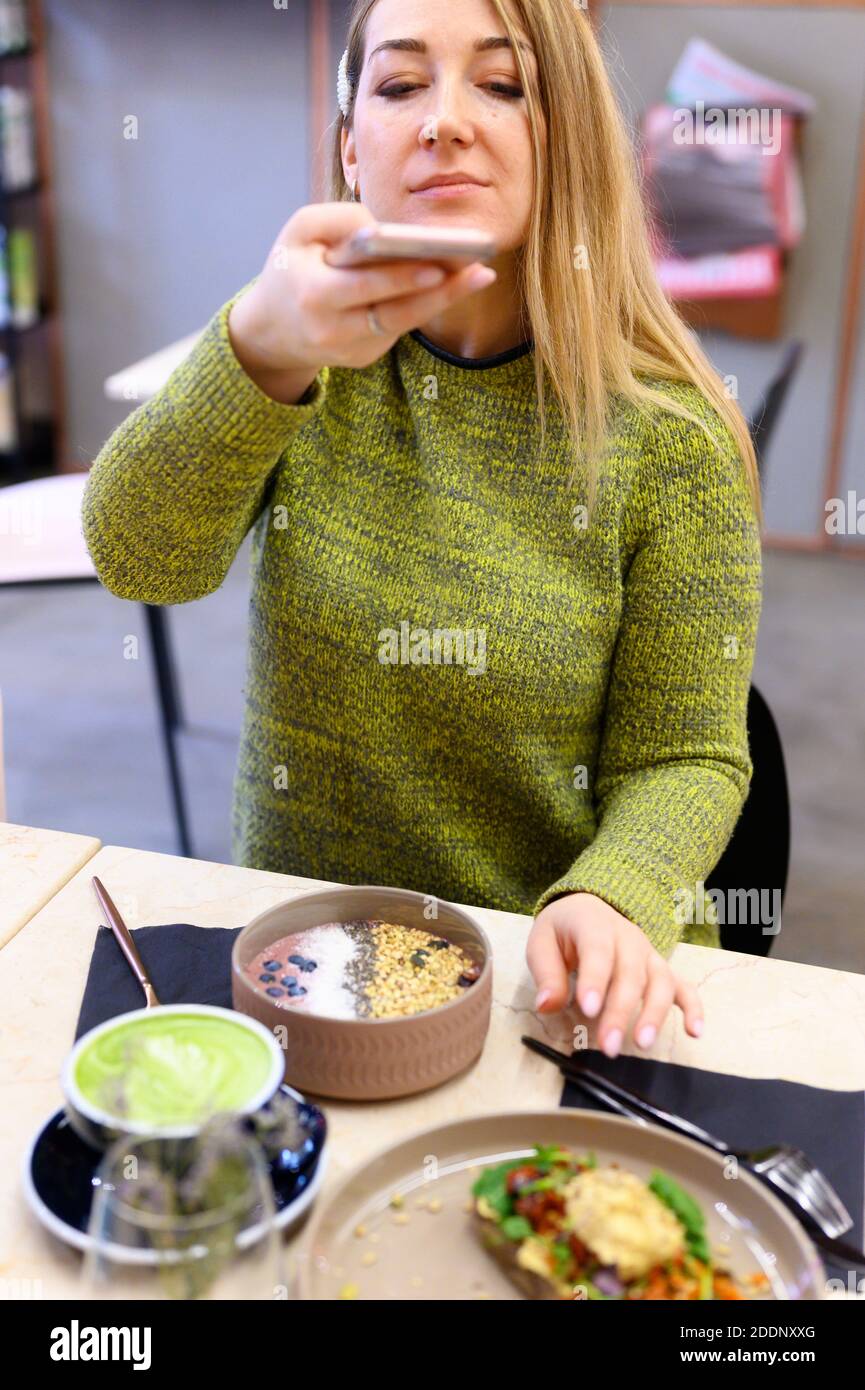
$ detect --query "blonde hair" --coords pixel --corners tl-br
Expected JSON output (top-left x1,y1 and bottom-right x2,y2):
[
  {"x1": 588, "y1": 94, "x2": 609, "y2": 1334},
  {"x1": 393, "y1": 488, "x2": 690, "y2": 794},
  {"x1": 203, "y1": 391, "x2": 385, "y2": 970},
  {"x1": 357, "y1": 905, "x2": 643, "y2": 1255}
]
[{"x1": 329, "y1": 0, "x2": 763, "y2": 525}]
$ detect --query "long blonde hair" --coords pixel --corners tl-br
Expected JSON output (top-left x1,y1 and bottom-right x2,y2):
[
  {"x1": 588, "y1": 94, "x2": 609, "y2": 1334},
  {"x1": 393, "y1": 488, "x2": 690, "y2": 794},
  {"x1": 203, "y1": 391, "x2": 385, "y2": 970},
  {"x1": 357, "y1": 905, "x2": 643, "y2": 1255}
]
[{"x1": 329, "y1": 0, "x2": 763, "y2": 525}]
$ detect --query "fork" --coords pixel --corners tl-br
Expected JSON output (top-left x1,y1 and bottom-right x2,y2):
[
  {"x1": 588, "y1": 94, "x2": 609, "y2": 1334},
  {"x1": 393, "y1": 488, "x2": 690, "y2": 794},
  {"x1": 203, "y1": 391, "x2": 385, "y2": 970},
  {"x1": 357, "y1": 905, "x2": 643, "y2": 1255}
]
[{"x1": 521, "y1": 1034, "x2": 860, "y2": 1259}]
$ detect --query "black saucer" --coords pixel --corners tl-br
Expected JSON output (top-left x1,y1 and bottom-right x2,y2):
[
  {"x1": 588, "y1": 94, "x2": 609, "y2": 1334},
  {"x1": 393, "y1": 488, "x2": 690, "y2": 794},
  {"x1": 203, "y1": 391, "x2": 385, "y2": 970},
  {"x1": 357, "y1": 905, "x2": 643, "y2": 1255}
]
[{"x1": 24, "y1": 1084, "x2": 328, "y2": 1255}]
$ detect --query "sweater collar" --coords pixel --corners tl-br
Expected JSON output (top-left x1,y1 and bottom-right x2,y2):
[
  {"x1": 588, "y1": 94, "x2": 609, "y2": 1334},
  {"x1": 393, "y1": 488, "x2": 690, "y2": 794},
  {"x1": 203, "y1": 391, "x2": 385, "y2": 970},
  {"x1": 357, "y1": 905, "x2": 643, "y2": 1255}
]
[{"x1": 402, "y1": 327, "x2": 535, "y2": 384}]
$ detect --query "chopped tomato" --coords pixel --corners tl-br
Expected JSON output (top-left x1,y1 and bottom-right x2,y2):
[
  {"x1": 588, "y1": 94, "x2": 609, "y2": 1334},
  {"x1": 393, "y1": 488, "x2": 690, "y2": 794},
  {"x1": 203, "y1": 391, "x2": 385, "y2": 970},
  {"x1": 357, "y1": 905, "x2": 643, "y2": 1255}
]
[
  {"x1": 505, "y1": 1165, "x2": 541, "y2": 1196},
  {"x1": 568, "y1": 1232, "x2": 591, "y2": 1264},
  {"x1": 515, "y1": 1190, "x2": 565, "y2": 1235}
]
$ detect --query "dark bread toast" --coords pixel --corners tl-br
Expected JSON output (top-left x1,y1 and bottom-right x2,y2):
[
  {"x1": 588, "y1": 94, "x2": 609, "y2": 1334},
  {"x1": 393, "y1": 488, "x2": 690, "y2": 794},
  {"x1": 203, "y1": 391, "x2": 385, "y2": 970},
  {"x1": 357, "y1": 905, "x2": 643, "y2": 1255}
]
[{"x1": 472, "y1": 1207, "x2": 570, "y2": 1300}]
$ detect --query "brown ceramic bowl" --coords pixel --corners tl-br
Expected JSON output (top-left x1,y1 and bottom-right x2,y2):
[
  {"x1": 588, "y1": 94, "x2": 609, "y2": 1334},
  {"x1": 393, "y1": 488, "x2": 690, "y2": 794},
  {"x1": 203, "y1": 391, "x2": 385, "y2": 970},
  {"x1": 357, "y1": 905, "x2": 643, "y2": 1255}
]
[{"x1": 231, "y1": 885, "x2": 493, "y2": 1101}]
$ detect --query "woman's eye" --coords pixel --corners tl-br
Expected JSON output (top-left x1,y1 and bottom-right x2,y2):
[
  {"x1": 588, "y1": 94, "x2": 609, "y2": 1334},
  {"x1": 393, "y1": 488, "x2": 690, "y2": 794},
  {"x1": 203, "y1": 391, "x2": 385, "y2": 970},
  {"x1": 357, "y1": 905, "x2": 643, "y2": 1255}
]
[
  {"x1": 483, "y1": 83, "x2": 525, "y2": 100},
  {"x1": 378, "y1": 83, "x2": 422, "y2": 98},
  {"x1": 378, "y1": 80, "x2": 525, "y2": 101}
]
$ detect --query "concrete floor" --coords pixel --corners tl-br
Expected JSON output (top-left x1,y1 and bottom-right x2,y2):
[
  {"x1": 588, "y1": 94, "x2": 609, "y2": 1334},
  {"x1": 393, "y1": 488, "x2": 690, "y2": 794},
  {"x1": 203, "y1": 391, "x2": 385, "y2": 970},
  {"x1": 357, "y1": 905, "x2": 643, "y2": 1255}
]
[{"x1": 1, "y1": 542, "x2": 863, "y2": 975}]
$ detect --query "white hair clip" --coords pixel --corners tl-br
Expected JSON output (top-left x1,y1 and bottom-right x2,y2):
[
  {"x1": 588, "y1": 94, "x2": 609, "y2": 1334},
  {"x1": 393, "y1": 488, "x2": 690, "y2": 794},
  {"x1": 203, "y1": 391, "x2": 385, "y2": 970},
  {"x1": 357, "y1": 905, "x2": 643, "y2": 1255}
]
[{"x1": 337, "y1": 48, "x2": 353, "y2": 118}]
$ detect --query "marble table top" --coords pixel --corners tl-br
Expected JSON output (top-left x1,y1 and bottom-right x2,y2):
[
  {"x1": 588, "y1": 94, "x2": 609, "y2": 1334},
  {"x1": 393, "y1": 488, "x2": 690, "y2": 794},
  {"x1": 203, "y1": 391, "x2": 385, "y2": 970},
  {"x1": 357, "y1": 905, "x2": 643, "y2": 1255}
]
[
  {"x1": 1, "y1": 840, "x2": 863, "y2": 1299},
  {"x1": 0, "y1": 822, "x2": 102, "y2": 949}
]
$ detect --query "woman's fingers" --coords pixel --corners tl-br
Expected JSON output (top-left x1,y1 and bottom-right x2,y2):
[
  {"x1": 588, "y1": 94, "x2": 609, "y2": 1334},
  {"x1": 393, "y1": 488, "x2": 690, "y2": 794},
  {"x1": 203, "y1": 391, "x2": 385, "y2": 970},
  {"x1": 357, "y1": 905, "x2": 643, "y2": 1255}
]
[
  {"x1": 320, "y1": 257, "x2": 452, "y2": 309},
  {"x1": 673, "y1": 975, "x2": 704, "y2": 1038},
  {"x1": 525, "y1": 914, "x2": 571, "y2": 1013},
  {"x1": 595, "y1": 954, "x2": 647, "y2": 1058},
  {"x1": 572, "y1": 932, "x2": 615, "y2": 1020},
  {"x1": 632, "y1": 967, "x2": 704, "y2": 1048},
  {"x1": 600, "y1": 961, "x2": 703, "y2": 1053},
  {"x1": 286, "y1": 198, "x2": 378, "y2": 249},
  {"x1": 526, "y1": 896, "x2": 705, "y2": 1049},
  {"x1": 343, "y1": 261, "x2": 496, "y2": 342},
  {"x1": 632, "y1": 960, "x2": 676, "y2": 1050}
]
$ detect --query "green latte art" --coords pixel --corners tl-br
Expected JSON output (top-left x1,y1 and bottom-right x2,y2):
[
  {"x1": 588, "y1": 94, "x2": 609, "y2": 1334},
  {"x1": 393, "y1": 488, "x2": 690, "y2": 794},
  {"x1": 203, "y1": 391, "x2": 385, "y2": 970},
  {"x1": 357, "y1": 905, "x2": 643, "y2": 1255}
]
[{"x1": 74, "y1": 1012, "x2": 275, "y2": 1126}]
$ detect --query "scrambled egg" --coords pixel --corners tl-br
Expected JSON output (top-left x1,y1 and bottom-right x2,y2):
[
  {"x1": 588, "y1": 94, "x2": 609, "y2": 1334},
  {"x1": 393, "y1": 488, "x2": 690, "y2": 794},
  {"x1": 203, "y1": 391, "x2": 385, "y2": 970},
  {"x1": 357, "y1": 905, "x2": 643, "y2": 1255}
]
[{"x1": 563, "y1": 1166, "x2": 684, "y2": 1281}]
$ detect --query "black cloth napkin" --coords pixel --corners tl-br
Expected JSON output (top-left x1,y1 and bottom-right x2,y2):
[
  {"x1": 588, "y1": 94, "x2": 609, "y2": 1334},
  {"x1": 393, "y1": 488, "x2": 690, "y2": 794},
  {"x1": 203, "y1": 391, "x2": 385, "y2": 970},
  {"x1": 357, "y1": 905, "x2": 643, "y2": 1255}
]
[
  {"x1": 75, "y1": 923, "x2": 240, "y2": 1041},
  {"x1": 562, "y1": 1049, "x2": 865, "y2": 1283}
]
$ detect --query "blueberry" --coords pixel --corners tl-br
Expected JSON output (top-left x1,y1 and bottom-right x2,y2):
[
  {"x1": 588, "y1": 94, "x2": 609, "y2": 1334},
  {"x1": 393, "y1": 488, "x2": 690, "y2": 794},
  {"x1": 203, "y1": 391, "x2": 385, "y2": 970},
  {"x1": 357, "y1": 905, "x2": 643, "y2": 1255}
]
[
  {"x1": 301, "y1": 959, "x2": 317, "y2": 972},
  {"x1": 265, "y1": 987, "x2": 284, "y2": 997},
  {"x1": 259, "y1": 973, "x2": 276, "y2": 984},
  {"x1": 280, "y1": 976, "x2": 296, "y2": 987},
  {"x1": 294, "y1": 985, "x2": 308, "y2": 996},
  {"x1": 432, "y1": 939, "x2": 449, "y2": 950},
  {"x1": 288, "y1": 954, "x2": 307, "y2": 967},
  {"x1": 263, "y1": 960, "x2": 281, "y2": 972},
  {"x1": 410, "y1": 951, "x2": 427, "y2": 968}
]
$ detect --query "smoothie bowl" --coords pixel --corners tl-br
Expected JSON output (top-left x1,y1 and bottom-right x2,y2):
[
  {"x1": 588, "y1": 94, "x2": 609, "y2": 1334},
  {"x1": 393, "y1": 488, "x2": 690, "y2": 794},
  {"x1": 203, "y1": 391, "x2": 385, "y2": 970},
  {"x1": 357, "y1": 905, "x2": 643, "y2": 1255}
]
[
  {"x1": 62, "y1": 1004, "x2": 285, "y2": 1149},
  {"x1": 232, "y1": 885, "x2": 493, "y2": 1101}
]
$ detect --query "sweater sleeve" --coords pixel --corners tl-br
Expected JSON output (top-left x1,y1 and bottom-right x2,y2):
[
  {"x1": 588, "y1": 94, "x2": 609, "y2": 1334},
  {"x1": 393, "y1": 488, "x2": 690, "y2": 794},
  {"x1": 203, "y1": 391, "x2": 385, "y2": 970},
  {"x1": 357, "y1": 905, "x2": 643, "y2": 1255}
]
[
  {"x1": 531, "y1": 394, "x2": 763, "y2": 957},
  {"x1": 81, "y1": 275, "x2": 329, "y2": 604}
]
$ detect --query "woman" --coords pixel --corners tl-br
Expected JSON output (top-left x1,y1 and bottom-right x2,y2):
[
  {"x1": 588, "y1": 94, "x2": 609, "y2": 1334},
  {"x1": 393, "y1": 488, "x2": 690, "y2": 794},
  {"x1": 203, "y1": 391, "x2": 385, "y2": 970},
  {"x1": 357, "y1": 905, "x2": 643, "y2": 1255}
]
[{"x1": 82, "y1": 0, "x2": 763, "y2": 1058}]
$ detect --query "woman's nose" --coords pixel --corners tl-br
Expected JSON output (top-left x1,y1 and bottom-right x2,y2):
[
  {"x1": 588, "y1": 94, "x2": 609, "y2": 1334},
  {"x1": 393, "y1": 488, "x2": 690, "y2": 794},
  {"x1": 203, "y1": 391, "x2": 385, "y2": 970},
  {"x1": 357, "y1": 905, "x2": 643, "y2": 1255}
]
[{"x1": 417, "y1": 79, "x2": 475, "y2": 145}]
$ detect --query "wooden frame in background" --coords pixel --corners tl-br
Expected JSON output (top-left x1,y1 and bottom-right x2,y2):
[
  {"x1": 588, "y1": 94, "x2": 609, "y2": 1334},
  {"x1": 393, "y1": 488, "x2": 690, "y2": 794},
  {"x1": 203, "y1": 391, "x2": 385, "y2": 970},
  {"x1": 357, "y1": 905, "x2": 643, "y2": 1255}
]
[{"x1": 308, "y1": 0, "x2": 865, "y2": 557}]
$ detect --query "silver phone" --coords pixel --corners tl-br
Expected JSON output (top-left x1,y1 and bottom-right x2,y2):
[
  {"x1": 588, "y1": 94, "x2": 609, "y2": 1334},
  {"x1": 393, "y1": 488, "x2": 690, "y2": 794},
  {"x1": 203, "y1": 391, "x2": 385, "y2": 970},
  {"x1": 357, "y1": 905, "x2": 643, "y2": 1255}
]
[{"x1": 324, "y1": 222, "x2": 497, "y2": 272}]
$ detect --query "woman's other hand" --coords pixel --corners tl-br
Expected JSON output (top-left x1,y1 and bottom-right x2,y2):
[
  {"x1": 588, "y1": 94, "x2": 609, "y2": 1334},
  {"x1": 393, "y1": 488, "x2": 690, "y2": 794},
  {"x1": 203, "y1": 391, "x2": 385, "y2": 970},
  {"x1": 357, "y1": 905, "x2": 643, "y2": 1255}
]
[
  {"x1": 526, "y1": 892, "x2": 703, "y2": 1057},
  {"x1": 228, "y1": 201, "x2": 497, "y2": 380}
]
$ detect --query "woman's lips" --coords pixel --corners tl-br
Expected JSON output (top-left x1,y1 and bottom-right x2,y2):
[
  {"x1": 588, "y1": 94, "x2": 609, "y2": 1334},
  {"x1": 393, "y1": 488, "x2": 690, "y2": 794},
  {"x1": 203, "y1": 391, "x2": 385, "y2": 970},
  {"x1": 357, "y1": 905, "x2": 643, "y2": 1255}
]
[{"x1": 411, "y1": 182, "x2": 487, "y2": 198}]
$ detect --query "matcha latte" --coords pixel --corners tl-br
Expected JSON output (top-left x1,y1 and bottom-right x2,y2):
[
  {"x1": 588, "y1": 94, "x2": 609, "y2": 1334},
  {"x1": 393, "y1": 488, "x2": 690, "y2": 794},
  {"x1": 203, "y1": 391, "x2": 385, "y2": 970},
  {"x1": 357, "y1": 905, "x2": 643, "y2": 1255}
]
[{"x1": 64, "y1": 1006, "x2": 284, "y2": 1142}]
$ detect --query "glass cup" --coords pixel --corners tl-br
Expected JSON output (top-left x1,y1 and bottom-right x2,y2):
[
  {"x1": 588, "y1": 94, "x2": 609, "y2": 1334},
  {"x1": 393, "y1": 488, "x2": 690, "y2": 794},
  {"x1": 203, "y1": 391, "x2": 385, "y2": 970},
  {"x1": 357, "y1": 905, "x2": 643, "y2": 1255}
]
[{"x1": 81, "y1": 1116, "x2": 285, "y2": 1300}]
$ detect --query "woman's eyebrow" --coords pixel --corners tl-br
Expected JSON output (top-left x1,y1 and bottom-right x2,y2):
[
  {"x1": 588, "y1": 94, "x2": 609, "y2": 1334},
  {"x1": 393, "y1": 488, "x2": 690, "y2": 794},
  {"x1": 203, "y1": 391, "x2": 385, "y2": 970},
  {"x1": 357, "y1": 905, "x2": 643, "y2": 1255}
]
[
  {"x1": 367, "y1": 38, "x2": 423, "y2": 62},
  {"x1": 367, "y1": 36, "x2": 534, "y2": 62},
  {"x1": 470, "y1": 35, "x2": 531, "y2": 54}
]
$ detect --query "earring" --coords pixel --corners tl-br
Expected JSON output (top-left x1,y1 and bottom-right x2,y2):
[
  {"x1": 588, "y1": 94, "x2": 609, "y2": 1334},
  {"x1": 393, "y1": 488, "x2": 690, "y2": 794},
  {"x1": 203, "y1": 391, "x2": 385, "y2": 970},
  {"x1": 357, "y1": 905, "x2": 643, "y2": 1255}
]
[{"x1": 350, "y1": 177, "x2": 360, "y2": 203}]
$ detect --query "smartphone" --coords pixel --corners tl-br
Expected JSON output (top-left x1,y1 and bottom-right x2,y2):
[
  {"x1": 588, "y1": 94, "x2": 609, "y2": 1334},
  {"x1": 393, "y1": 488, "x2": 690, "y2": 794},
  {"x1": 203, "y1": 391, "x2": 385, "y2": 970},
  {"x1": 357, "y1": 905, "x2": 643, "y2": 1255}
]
[{"x1": 324, "y1": 222, "x2": 497, "y2": 272}]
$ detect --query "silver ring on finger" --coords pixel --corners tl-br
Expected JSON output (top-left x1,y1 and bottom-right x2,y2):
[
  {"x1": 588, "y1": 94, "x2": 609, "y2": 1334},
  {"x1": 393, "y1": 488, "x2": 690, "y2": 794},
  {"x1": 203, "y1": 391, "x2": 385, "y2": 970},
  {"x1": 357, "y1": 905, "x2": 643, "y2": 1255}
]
[{"x1": 367, "y1": 304, "x2": 387, "y2": 337}]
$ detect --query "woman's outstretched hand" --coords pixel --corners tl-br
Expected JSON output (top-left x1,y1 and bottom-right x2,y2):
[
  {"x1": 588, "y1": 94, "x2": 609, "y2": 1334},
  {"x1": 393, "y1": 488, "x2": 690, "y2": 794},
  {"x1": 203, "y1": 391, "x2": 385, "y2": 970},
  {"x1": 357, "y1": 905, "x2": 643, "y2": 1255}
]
[
  {"x1": 228, "y1": 201, "x2": 497, "y2": 385},
  {"x1": 526, "y1": 892, "x2": 703, "y2": 1057}
]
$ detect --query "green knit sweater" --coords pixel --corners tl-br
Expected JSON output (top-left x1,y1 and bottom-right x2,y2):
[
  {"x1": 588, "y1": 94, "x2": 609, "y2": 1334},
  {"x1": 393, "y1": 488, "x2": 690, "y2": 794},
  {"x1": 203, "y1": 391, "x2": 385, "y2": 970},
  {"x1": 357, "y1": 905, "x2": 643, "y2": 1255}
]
[{"x1": 81, "y1": 276, "x2": 762, "y2": 955}]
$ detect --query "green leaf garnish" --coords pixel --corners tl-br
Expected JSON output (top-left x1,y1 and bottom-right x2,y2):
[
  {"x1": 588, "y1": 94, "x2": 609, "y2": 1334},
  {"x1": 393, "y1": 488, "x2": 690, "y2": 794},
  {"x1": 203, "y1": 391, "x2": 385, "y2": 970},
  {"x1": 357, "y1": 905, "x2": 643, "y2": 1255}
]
[
  {"x1": 500, "y1": 1214, "x2": 533, "y2": 1241},
  {"x1": 649, "y1": 1170, "x2": 711, "y2": 1264},
  {"x1": 533, "y1": 1144, "x2": 573, "y2": 1168},
  {"x1": 471, "y1": 1160, "x2": 520, "y2": 1219}
]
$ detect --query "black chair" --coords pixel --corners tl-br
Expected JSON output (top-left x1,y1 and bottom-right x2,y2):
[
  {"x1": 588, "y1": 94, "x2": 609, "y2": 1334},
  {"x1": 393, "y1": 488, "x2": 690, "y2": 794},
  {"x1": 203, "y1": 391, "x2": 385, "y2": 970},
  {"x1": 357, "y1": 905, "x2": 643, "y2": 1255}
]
[
  {"x1": 701, "y1": 346, "x2": 802, "y2": 954},
  {"x1": 747, "y1": 340, "x2": 804, "y2": 479},
  {"x1": 704, "y1": 684, "x2": 790, "y2": 956}
]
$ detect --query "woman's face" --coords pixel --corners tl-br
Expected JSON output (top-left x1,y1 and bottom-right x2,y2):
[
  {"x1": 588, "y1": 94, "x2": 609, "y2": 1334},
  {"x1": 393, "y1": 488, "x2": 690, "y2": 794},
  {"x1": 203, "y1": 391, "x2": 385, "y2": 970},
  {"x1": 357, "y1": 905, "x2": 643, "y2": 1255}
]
[{"x1": 342, "y1": 0, "x2": 540, "y2": 257}]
